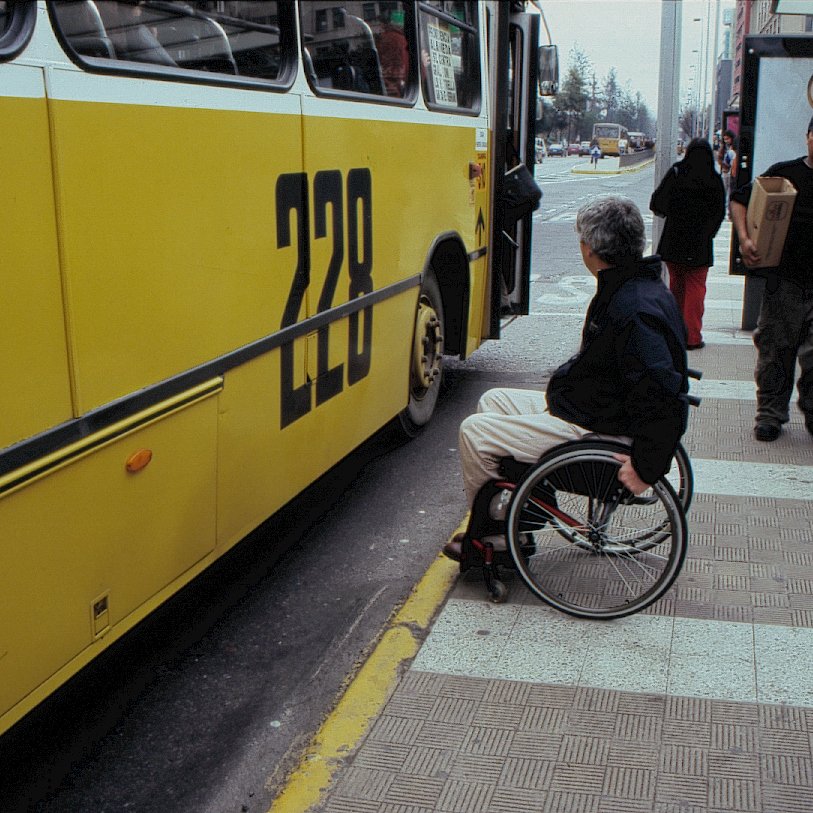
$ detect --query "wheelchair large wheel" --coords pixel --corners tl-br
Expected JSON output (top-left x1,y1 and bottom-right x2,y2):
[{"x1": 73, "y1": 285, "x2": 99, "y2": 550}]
[
  {"x1": 505, "y1": 441, "x2": 687, "y2": 619},
  {"x1": 665, "y1": 442, "x2": 693, "y2": 512}
]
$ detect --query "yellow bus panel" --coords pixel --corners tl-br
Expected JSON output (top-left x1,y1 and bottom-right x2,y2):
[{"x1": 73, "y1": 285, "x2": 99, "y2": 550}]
[
  {"x1": 216, "y1": 289, "x2": 415, "y2": 547},
  {"x1": 0, "y1": 94, "x2": 73, "y2": 448},
  {"x1": 48, "y1": 98, "x2": 302, "y2": 415},
  {"x1": 0, "y1": 389, "x2": 218, "y2": 732}
]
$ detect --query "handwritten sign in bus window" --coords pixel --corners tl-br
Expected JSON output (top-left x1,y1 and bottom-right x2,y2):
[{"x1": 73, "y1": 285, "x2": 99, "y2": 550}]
[{"x1": 427, "y1": 23, "x2": 457, "y2": 107}]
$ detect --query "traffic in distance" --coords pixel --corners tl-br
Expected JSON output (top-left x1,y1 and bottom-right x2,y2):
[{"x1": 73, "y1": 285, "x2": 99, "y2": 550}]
[{"x1": 536, "y1": 122, "x2": 654, "y2": 162}]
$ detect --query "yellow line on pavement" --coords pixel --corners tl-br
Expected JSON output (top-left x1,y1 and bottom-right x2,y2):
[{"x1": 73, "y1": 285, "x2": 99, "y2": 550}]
[{"x1": 267, "y1": 537, "x2": 462, "y2": 813}]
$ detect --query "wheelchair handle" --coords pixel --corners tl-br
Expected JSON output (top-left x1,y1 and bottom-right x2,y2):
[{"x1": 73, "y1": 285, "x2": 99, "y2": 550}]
[{"x1": 686, "y1": 394, "x2": 701, "y2": 407}]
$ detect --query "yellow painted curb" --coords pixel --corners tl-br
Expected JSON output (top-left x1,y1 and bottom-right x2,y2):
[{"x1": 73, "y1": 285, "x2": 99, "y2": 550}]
[{"x1": 268, "y1": 548, "x2": 460, "y2": 812}]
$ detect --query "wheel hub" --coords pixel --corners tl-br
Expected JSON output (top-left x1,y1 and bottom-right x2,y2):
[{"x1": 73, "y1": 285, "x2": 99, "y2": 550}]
[{"x1": 412, "y1": 296, "x2": 443, "y2": 392}]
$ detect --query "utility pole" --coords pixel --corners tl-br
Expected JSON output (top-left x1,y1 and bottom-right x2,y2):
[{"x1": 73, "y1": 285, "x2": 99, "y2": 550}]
[
  {"x1": 653, "y1": 0, "x2": 681, "y2": 253},
  {"x1": 702, "y1": 0, "x2": 712, "y2": 139},
  {"x1": 708, "y1": 0, "x2": 721, "y2": 141}
]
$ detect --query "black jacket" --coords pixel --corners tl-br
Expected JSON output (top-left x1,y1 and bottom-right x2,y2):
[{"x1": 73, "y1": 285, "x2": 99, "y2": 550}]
[
  {"x1": 546, "y1": 257, "x2": 689, "y2": 484},
  {"x1": 650, "y1": 161, "x2": 726, "y2": 267},
  {"x1": 730, "y1": 157, "x2": 813, "y2": 287}
]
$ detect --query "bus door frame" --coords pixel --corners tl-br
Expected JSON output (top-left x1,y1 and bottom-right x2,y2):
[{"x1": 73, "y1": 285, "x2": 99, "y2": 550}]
[{"x1": 487, "y1": 6, "x2": 539, "y2": 336}]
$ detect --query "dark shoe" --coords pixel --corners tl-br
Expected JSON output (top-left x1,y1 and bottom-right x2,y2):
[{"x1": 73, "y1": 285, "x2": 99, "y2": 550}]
[
  {"x1": 442, "y1": 534, "x2": 465, "y2": 562},
  {"x1": 754, "y1": 422, "x2": 781, "y2": 442},
  {"x1": 806, "y1": 418, "x2": 813, "y2": 438},
  {"x1": 687, "y1": 341, "x2": 705, "y2": 350}
]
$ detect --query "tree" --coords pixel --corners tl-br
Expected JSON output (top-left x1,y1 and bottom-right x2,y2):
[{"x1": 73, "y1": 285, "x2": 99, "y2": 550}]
[
  {"x1": 553, "y1": 46, "x2": 591, "y2": 143},
  {"x1": 618, "y1": 85, "x2": 639, "y2": 130},
  {"x1": 679, "y1": 105, "x2": 697, "y2": 140},
  {"x1": 601, "y1": 67, "x2": 620, "y2": 122}
]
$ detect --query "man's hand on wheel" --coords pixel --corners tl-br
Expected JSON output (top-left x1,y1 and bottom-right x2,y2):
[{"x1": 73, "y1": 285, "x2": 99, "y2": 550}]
[{"x1": 613, "y1": 453, "x2": 649, "y2": 495}]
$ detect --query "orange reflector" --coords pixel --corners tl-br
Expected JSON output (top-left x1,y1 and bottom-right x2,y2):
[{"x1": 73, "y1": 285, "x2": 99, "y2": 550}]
[{"x1": 125, "y1": 449, "x2": 153, "y2": 473}]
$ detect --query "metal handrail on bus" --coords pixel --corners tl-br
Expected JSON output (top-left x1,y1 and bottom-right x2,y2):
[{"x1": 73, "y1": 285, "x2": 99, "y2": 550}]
[{"x1": 417, "y1": 1, "x2": 477, "y2": 34}]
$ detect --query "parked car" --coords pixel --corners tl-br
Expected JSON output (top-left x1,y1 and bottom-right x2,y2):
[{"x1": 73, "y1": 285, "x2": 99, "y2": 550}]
[
  {"x1": 547, "y1": 143, "x2": 564, "y2": 156},
  {"x1": 566, "y1": 143, "x2": 580, "y2": 155},
  {"x1": 579, "y1": 141, "x2": 591, "y2": 155}
]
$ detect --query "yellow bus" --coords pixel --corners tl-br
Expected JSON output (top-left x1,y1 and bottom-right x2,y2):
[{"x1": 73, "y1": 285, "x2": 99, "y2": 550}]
[
  {"x1": 0, "y1": 0, "x2": 556, "y2": 736},
  {"x1": 592, "y1": 121, "x2": 628, "y2": 156}
]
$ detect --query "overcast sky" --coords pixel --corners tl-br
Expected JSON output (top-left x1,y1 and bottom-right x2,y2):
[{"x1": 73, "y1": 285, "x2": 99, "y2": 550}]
[{"x1": 538, "y1": 0, "x2": 736, "y2": 113}]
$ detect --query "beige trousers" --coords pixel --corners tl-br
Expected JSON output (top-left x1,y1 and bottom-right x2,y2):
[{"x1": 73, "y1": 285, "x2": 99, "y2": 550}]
[{"x1": 458, "y1": 388, "x2": 593, "y2": 506}]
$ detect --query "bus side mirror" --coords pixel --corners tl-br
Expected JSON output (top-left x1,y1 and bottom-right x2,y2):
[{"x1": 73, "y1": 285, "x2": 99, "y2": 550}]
[{"x1": 538, "y1": 44, "x2": 558, "y2": 96}]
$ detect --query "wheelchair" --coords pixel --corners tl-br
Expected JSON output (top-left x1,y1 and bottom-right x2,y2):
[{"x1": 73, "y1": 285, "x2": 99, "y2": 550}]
[{"x1": 456, "y1": 438, "x2": 690, "y2": 619}]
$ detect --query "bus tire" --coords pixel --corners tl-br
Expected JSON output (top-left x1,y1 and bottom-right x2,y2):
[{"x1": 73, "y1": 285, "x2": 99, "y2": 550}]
[{"x1": 397, "y1": 273, "x2": 445, "y2": 438}]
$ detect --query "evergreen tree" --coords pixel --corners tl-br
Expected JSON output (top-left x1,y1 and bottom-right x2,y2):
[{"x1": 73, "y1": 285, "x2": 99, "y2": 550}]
[
  {"x1": 553, "y1": 46, "x2": 591, "y2": 144},
  {"x1": 602, "y1": 67, "x2": 620, "y2": 122}
]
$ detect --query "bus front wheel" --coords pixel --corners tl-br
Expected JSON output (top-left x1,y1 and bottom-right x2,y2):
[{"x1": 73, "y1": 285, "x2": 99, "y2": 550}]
[{"x1": 398, "y1": 274, "x2": 445, "y2": 438}]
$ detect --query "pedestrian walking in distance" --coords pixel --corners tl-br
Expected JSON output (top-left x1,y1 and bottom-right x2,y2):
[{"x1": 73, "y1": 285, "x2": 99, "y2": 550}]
[{"x1": 650, "y1": 138, "x2": 726, "y2": 350}]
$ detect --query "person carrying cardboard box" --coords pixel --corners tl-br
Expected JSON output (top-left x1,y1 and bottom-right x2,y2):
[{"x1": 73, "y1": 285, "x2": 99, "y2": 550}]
[{"x1": 730, "y1": 117, "x2": 813, "y2": 442}]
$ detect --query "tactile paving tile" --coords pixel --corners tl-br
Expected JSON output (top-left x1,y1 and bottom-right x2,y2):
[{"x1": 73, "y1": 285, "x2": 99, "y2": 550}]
[{"x1": 316, "y1": 674, "x2": 813, "y2": 813}]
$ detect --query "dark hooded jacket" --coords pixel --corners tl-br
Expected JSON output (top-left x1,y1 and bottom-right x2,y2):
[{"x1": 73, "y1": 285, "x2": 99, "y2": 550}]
[
  {"x1": 650, "y1": 144, "x2": 726, "y2": 267},
  {"x1": 546, "y1": 256, "x2": 689, "y2": 484}
]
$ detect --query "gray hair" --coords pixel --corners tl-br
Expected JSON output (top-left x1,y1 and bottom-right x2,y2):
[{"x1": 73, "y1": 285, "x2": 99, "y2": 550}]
[{"x1": 575, "y1": 196, "x2": 646, "y2": 265}]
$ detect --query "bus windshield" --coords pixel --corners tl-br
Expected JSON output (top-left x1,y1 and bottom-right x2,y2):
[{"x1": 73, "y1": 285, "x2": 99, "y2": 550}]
[{"x1": 593, "y1": 124, "x2": 621, "y2": 139}]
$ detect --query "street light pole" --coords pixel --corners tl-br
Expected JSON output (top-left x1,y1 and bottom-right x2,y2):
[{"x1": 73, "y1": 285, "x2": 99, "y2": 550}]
[
  {"x1": 708, "y1": 0, "x2": 721, "y2": 141},
  {"x1": 702, "y1": 0, "x2": 712, "y2": 140},
  {"x1": 693, "y1": 17, "x2": 704, "y2": 138},
  {"x1": 653, "y1": 0, "x2": 681, "y2": 253}
]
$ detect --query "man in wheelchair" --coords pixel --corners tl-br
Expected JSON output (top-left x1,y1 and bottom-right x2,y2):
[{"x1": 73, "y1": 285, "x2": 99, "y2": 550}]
[{"x1": 444, "y1": 195, "x2": 690, "y2": 562}]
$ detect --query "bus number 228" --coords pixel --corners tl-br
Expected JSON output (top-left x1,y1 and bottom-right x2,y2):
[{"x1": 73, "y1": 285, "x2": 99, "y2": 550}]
[{"x1": 277, "y1": 168, "x2": 373, "y2": 429}]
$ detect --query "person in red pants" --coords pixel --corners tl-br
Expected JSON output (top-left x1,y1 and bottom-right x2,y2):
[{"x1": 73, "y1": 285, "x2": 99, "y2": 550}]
[{"x1": 650, "y1": 138, "x2": 726, "y2": 349}]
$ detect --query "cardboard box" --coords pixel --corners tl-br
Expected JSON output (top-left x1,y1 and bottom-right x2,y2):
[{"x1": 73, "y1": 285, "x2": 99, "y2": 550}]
[{"x1": 746, "y1": 176, "x2": 797, "y2": 268}]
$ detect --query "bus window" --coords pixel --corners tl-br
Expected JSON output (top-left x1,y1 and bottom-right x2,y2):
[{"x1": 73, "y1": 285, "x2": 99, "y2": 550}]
[
  {"x1": 0, "y1": 1, "x2": 36, "y2": 58},
  {"x1": 300, "y1": 1, "x2": 414, "y2": 100},
  {"x1": 418, "y1": 0, "x2": 480, "y2": 113},
  {"x1": 50, "y1": 1, "x2": 290, "y2": 82}
]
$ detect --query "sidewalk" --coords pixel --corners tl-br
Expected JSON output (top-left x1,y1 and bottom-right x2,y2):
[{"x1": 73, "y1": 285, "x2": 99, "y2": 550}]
[
  {"x1": 271, "y1": 241, "x2": 813, "y2": 813},
  {"x1": 572, "y1": 155, "x2": 655, "y2": 175}
]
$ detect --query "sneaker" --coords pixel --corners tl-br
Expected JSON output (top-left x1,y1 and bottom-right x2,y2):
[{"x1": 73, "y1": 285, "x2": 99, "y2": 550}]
[
  {"x1": 754, "y1": 422, "x2": 781, "y2": 442},
  {"x1": 687, "y1": 341, "x2": 705, "y2": 351}
]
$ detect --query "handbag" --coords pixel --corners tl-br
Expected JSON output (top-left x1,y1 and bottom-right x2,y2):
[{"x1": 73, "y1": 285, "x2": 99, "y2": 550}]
[{"x1": 502, "y1": 142, "x2": 542, "y2": 222}]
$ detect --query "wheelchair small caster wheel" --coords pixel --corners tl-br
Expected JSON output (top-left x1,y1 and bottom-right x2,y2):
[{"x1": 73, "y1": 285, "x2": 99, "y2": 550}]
[{"x1": 488, "y1": 580, "x2": 508, "y2": 603}]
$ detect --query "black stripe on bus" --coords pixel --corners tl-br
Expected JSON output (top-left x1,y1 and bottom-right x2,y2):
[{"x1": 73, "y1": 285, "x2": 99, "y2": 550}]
[
  {"x1": 467, "y1": 246, "x2": 487, "y2": 261},
  {"x1": 0, "y1": 380, "x2": 223, "y2": 498},
  {"x1": 0, "y1": 275, "x2": 420, "y2": 484}
]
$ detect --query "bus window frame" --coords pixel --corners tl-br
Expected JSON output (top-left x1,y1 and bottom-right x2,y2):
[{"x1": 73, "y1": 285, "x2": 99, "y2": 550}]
[
  {"x1": 299, "y1": 1, "x2": 420, "y2": 107},
  {"x1": 0, "y1": 0, "x2": 36, "y2": 61},
  {"x1": 418, "y1": 0, "x2": 481, "y2": 116},
  {"x1": 46, "y1": 1, "x2": 298, "y2": 92}
]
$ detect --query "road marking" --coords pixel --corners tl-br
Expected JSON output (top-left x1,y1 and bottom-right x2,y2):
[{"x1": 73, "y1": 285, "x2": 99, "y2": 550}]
[
  {"x1": 411, "y1": 599, "x2": 813, "y2": 707},
  {"x1": 693, "y1": 458, "x2": 813, "y2": 499},
  {"x1": 690, "y1": 378, "x2": 756, "y2": 400}
]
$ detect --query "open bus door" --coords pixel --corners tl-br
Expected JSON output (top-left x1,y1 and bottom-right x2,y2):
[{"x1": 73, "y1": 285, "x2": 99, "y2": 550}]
[{"x1": 487, "y1": 4, "x2": 557, "y2": 336}]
